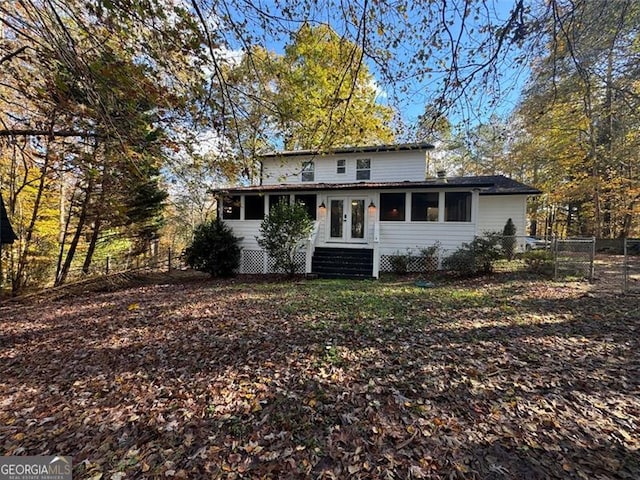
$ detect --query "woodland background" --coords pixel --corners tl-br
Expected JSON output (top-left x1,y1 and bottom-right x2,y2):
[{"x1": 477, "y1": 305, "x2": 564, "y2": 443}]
[{"x1": 0, "y1": 0, "x2": 638, "y2": 293}]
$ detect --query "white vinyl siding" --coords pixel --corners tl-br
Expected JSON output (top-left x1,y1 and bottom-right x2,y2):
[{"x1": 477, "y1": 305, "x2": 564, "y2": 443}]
[
  {"x1": 261, "y1": 150, "x2": 427, "y2": 185},
  {"x1": 477, "y1": 195, "x2": 528, "y2": 235},
  {"x1": 378, "y1": 222, "x2": 476, "y2": 257}
]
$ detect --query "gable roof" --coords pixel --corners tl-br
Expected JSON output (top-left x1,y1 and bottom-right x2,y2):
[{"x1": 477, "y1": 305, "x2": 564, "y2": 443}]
[
  {"x1": 258, "y1": 142, "x2": 435, "y2": 159},
  {"x1": 216, "y1": 175, "x2": 541, "y2": 196},
  {"x1": 1, "y1": 193, "x2": 17, "y2": 245}
]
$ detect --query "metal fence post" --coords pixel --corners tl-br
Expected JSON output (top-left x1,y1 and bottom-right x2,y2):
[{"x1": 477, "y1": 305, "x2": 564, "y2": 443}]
[
  {"x1": 589, "y1": 236, "x2": 596, "y2": 281},
  {"x1": 553, "y1": 235, "x2": 559, "y2": 280},
  {"x1": 623, "y1": 238, "x2": 628, "y2": 294}
]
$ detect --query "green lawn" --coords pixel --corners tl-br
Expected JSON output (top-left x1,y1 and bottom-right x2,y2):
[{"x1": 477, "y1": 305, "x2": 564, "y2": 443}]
[{"x1": 1, "y1": 274, "x2": 638, "y2": 479}]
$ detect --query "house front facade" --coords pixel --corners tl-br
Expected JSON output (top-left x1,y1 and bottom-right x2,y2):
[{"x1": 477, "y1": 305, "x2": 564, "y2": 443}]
[{"x1": 215, "y1": 143, "x2": 540, "y2": 278}]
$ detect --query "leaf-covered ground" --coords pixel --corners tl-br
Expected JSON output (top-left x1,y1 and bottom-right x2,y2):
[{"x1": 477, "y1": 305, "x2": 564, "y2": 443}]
[{"x1": 1, "y1": 273, "x2": 638, "y2": 479}]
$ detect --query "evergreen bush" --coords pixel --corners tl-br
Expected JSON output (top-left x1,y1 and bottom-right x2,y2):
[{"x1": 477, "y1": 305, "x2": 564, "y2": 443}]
[
  {"x1": 184, "y1": 219, "x2": 242, "y2": 277},
  {"x1": 502, "y1": 218, "x2": 517, "y2": 260}
]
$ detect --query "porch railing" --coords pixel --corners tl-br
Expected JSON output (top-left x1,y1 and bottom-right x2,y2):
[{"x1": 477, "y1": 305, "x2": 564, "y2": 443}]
[
  {"x1": 372, "y1": 220, "x2": 380, "y2": 278},
  {"x1": 304, "y1": 221, "x2": 320, "y2": 274}
]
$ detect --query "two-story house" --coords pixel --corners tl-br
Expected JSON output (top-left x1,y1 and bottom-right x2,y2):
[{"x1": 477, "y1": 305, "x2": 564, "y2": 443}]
[{"x1": 214, "y1": 142, "x2": 540, "y2": 278}]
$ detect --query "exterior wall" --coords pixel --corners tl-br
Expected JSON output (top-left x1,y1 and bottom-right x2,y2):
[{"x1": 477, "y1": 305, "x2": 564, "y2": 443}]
[
  {"x1": 377, "y1": 222, "x2": 476, "y2": 257},
  {"x1": 261, "y1": 150, "x2": 427, "y2": 185},
  {"x1": 477, "y1": 195, "x2": 528, "y2": 236},
  {"x1": 223, "y1": 188, "x2": 521, "y2": 274}
]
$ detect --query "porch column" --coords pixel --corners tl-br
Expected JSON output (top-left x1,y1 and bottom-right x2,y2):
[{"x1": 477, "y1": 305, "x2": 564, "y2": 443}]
[{"x1": 472, "y1": 188, "x2": 480, "y2": 236}]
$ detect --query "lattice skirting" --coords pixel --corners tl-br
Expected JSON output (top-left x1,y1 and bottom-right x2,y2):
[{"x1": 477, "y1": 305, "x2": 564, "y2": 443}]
[
  {"x1": 379, "y1": 255, "x2": 439, "y2": 273},
  {"x1": 240, "y1": 249, "x2": 306, "y2": 274}
]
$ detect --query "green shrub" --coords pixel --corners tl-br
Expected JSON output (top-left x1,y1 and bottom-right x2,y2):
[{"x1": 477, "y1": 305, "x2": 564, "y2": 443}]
[
  {"x1": 184, "y1": 219, "x2": 242, "y2": 277},
  {"x1": 522, "y1": 250, "x2": 554, "y2": 275},
  {"x1": 443, "y1": 233, "x2": 502, "y2": 276},
  {"x1": 389, "y1": 249, "x2": 412, "y2": 274},
  {"x1": 257, "y1": 200, "x2": 313, "y2": 277}
]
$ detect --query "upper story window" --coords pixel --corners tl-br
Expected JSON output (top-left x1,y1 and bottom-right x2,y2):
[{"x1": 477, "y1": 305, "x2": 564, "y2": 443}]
[
  {"x1": 301, "y1": 161, "x2": 314, "y2": 182},
  {"x1": 445, "y1": 192, "x2": 472, "y2": 222},
  {"x1": 411, "y1": 192, "x2": 439, "y2": 221},
  {"x1": 380, "y1": 193, "x2": 406, "y2": 221},
  {"x1": 356, "y1": 158, "x2": 371, "y2": 180},
  {"x1": 336, "y1": 159, "x2": 346, "y2": 174},
  {"x1": 222, "y1": 195, "x2": 241, "y2": 220}
]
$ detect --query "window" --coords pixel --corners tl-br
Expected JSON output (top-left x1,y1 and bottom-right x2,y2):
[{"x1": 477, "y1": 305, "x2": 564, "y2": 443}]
[
  {"x1": 411, "y1": 192, "x2": 439, "y2": 221},
  {"x1": 301, "y1": 161, "x2": 314, "y2": 182},
  {"x1": 245, "y1": 195, "x2": 265, "y2": 220},
  {"x1": 445, "y1": 192, "x2": 471, "y2": 222},
  {"x1": 356, "y1": 158, "x2": 371, "y2": 180},
  {"x1": 269, "y1": 194, "x2": 290, "y2": 211},
  {"x1": 222, "y1": 195, "x2": 241, "y2": 220},
  {"x1": 336, "y1": 159, "x2": 346, "y2": 174},
  {"x1": 380, "y1": 193, "x2": 405, "y2": 221},
  {"x1": 295, "y1": 194, "x2": 317, "y2": 220}
]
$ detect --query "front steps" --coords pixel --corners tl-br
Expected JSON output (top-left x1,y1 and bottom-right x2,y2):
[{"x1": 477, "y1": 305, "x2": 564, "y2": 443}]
[{"x1": 311, "y1": 247, "x2": 374, "y2": 279}]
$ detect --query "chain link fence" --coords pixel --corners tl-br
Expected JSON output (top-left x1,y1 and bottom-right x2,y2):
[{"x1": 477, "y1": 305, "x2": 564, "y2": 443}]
[
  {"x1": 624, "y1": 238, "x2": 640, "y2": 294},
  {"x1": 552, "y1": 237, "x2": 595, "y2": 280}
]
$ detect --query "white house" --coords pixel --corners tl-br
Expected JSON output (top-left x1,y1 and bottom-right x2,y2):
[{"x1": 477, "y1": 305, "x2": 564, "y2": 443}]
[{"x1": 214, "y1": 143, "x2": 540, "y2": 278}]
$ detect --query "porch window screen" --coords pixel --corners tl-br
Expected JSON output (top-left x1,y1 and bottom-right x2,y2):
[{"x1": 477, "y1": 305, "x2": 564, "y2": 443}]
[
  {"x1": 380, "y1": 193, "x2": 406, "y2": 221},
  {"x1": 295, "y1": 194, "x2": 317, "y2": 220},
  {"x1": 269, "y1": 194, "x2": 290, "y2": 211},
  {"x1": 411, "y1": 192, "x2": 439, "y2": 221},
  {"x1": 301, "y1": 161, "x2": 314, "y2": 181},
  {"x1": 222, "y1": 195, "x2": 241, "y2": 219},
  {"x1": 445, "y1": 192, "x2": 471, "y2": 222},
  {"x1": 356, "y1": 158, "x2": 371, "y2": 180},
  {"x1": 245, "y1": 195, "x2": 265, "y2": 220}
]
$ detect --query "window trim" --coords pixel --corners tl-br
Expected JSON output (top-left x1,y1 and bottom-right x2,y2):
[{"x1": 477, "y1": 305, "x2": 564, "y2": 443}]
[
  {"x1": 411, "y1": 192, "x2": 440, "y2": 222},
  {"x1": 445, "y1": 191, "x2": 472, "y2": 222},
  {"x1": 301, "y1": 161, "x2": 314, "y2": 182},
  {"x1": 336, "y1": 159, "x2": 346, "y2": 174},
  {"x1": 244, "y1": 194, "x2": 265, "y2": 220},
  {"x1": 221, "y1": 195, "x2": 241, "y2": 220},
  {"x1": 356, "y1": 158, "x2": 371, "y2": 181},
  {"x1": 294, "y1": 194, "x2": 317, "y2": 220},
  {"x1": 379, "y1": 192, "x2": 406, "y2": 221},
  {"x1": 268, "y1": 194, "x2": 290, "y2": 211}
]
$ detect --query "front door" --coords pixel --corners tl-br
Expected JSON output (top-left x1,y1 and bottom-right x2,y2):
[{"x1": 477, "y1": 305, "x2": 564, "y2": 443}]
[{"x1": 328, "y1": 197, "x2": 366, "y2": 242}]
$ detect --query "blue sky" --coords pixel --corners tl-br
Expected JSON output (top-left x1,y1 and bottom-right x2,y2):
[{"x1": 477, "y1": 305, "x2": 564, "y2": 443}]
[{"x1": 217, "y1": 0, "x2": 529, "y2": 135}]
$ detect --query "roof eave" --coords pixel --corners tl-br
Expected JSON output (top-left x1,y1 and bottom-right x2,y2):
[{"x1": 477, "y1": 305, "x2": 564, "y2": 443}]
[{"x1": 258, "y1": 142, "x2": 435, "y2": 159}]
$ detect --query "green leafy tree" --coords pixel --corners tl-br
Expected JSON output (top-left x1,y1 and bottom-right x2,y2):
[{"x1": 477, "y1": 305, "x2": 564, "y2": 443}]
[
  {"x1": 185, "y1": 219, "x2": 241, "y2": 277},
  {"x1": 257, "y1": 201, "x2": 313, "y2": 277}
]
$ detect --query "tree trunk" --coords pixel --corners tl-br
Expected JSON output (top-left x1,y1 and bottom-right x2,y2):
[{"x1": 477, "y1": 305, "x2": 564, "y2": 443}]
[
  {"x1": 12, "y1": 140, "x2": 53, "y2": 294},
  {"x1": 55, "y1": 178, "x2": 93, "y2": 286}
]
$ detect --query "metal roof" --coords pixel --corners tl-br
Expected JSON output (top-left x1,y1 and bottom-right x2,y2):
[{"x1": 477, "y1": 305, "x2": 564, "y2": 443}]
[{"x1": 215, "y1": 175, "x2": 542, "y2": 196}]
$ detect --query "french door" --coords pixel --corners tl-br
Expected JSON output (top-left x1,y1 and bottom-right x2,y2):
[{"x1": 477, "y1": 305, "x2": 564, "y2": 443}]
[{"x1": 328, "y1": 197, "x2": 367, "y2": 242}]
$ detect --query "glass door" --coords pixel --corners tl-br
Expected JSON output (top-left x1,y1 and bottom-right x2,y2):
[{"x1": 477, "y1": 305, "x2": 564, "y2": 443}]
[
  {"x1": 329, "y1": 199, "x2": 344, "y2": 240},
  {"x1": 328, "y1": 197, "x2": 366, "y2": 242}
]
